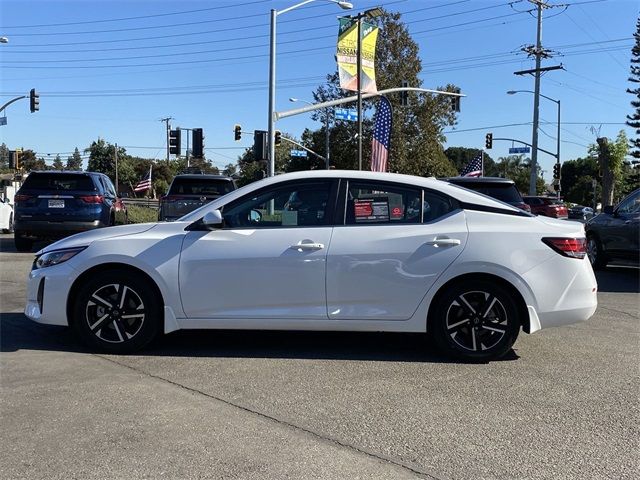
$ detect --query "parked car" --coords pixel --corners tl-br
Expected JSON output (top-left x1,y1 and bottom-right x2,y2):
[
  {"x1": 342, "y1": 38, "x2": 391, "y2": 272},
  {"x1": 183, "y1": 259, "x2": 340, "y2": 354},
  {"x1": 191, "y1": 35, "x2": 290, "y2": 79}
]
[
  {"x1": 25, "y1": 171, "x2": 597, "y2": 362},
  {"x1": 585, "y1": 188, "x2": 640, "y2": 269},
  {"x1": 158, "y1": 174, "x2": 236, "y2": 221},
  {"x1": 523, "y1": 196, "x2": 568, "y2": 218},
  {"x1": 13, "y1": 171, "x2": 125, "y2": 252},
  {"x1": 0, "y1": 197, "x2": 14, "y2": 233},
  {"x1": 445, "y1": 177, "x2": 531, "y2": 212},
  {"x1": 568, "y1": 205, "x2": 595, "y2": 222}
]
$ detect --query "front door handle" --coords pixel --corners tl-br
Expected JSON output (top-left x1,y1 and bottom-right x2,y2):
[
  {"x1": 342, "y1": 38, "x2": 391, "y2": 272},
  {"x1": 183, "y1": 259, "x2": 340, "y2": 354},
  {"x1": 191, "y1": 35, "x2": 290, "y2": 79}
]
[
  {"x1": 290, "y1": 241, "x2": 324, "y2": 251},
  {"x1": 425, "y1": 237, "x2": 461, "y2": 247}
]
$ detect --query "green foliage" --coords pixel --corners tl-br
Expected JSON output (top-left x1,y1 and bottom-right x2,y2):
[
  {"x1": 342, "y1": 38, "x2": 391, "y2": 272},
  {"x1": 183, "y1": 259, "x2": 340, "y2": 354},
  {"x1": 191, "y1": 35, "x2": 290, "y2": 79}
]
[
  {"x1": 0, "y1": 143, "x2": 9, "y2": 172},
  {"x1": 444, "y1": 148, "x2": 497, "y2": 176},
  {"x1": 126, "y1": 205, "x2": 158, "y2": 224},
  {"x1": 52, "y1": 155, "x2": 64, "y2": 170},
  {"x1": 627, "y1": 17, "x2": 640, "y2": 158},
  {"x1": 18, "y1": 150, "x2": 45, "y2": 171},
  {"x1": 66, "y1": 147, "x2": 83, "y2": 170}
]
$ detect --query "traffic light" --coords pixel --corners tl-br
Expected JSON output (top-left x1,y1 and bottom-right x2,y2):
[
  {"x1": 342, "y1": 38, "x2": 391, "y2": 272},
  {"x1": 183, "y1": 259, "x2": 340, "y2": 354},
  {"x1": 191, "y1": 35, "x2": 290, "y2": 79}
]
[
  {"x1": 8, "y1": 151, "x2": 16, "y2": 169},
  {"x1": 29, "y1": 88, "x2": 39, "y2": 113},
  {"x1": 169, "y1": 129, "x2": 181, "y2": 156},
  {"x1": 274, "y1": 130, "x2": 282, "y2": 146},
  {"x1": 485, "y1": 133, "x2": 493, "y2": 149},
  {"x1": 253, "y1": 130, "x2": 267, "y2": 160},
  {"x1": 234, "y1": 124, "x2": 242, "y2": 141},
  {"x1": 451, "y1": 87, "x2": 461, "y2": 113},
  {"x1": 553, "y1": 162, "x2": 561, "y2": 179},
  {"x1": 400, "y1": 80, "x2": 409, "y2": 107},
  {"x1": 192, "y1": 128, "x2": 204, "y2": 158}
]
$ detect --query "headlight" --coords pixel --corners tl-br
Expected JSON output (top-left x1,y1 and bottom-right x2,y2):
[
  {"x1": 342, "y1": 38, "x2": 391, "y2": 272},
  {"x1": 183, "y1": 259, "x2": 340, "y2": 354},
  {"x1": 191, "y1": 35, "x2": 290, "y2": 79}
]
[{"x1": 33, "y1": 247, "x2": 86, "y2": 270}]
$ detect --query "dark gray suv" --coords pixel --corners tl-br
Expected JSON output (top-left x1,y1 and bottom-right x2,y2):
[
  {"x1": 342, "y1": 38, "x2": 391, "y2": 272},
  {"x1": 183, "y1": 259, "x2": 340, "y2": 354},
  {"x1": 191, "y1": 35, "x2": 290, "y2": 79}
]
[{"x1": 585, "y1": 188, "x2": 640, "y2": 269}]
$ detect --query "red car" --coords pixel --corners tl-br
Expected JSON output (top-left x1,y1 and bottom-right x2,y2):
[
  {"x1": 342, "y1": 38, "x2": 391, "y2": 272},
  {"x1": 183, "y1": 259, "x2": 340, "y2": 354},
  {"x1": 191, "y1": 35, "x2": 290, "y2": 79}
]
[{"x1": 523, "y1": 196, "x2": 568, "y2": 218}]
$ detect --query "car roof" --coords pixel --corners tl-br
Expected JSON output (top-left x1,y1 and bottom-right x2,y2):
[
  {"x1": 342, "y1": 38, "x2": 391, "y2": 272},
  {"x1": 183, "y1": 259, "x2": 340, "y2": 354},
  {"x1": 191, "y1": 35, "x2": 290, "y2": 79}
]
[
  {"x1": 29, "y1": 170, "x2": 94, "y2": 175},
  {"x1": 172, "y1": 174, "x2": 233, "y2": 180},
  {"x1": 444, "y1": 176, "x2": 515, "y2": 185}
]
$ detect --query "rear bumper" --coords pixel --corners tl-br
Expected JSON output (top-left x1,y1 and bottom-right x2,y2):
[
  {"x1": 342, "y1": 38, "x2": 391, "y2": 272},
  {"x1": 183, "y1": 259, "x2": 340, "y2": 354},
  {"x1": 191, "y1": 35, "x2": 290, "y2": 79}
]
[{"x1": 15, "y1": 220, "x2": 105, "y2": 238}]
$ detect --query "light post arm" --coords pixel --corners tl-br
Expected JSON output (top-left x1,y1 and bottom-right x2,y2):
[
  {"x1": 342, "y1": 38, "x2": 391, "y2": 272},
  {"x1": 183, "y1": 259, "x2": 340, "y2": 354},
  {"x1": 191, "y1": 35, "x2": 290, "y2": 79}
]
[{"x1": 0, "y1": 95, "x2": 28, "y2": 113}]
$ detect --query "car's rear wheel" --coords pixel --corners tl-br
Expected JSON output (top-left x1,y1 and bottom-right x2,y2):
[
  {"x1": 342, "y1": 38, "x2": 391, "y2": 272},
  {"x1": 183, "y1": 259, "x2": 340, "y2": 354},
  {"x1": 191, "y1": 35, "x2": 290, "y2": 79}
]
[
  {"x1": 14, "y1": 232, "x2": 33, "y2": 252},
  {"x1": 72, "y1": 270, "x2": 161, "y2": 353},
  {"x1": 587, "y1": 234, "x2": 607, "y2": 270},
  {"x1": 431, "y1": 280, "x2": 520, "y2": 362}
]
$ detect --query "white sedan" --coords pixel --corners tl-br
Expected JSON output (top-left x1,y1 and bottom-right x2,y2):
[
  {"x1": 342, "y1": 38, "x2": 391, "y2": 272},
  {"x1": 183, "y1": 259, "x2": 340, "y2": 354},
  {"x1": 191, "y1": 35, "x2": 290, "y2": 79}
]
[
  {"x1": 24, "y1": 171, "x2": 597, "y2": 361},
  {"x1": 0, "y1": 197, "x2": 14, "y2": 233}
]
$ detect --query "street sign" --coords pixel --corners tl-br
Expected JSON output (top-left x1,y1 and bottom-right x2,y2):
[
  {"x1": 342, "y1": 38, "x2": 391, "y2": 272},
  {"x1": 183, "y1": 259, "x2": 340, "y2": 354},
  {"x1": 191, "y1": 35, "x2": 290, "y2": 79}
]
[
  {"x1": 0, "y1": 117, "x2": 6, "y2": 126},
  {"x1": 290, "y1": 149, "x2": 307, "y2": 158},
  {"x1": 335, "y1": 108, "x2": 358, "y2": 121},
  {"x1": 508, "y1": 147, "x2": 531, "y2": 154}
]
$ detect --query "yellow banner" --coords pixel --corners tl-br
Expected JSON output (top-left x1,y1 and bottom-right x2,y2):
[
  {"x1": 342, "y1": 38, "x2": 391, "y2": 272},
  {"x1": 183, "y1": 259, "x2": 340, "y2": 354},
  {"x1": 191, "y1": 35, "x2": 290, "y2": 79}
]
[{"x1": 337, "y1": 18, "x2": 378, "y2": 93}]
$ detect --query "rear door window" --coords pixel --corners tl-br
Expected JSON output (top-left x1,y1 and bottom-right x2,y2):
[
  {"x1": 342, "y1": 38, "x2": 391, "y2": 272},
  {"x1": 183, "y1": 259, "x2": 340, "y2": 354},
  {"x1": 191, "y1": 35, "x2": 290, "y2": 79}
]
[
  {"x1": 21, "y1": 173, "x2": 96, "y2": 191},
  {"x1": 345, "y1": 181, "x2": 422, "y2": 225}
]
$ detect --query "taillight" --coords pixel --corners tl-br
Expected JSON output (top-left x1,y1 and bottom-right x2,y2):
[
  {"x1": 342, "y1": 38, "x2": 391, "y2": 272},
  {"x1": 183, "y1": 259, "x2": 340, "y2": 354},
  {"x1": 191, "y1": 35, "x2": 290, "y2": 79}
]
[
  {"x1": 542, "y1": 237, "x2": 587, "y2": 259},
  {"x1": 80, "y1": 195, "x2": 104, "y2": 203},
  {"x1": 14, "y1": 194, "x2": 32, "y2": 203}
]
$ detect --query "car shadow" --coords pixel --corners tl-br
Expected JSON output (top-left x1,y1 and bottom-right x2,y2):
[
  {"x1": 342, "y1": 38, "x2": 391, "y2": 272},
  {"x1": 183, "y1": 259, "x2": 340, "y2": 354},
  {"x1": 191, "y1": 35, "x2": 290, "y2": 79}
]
[
  {"x1": 595, "y1": 265, "x2": 640, "y2": 293},
  {"x1": 0, "y1": 312, "x2": 519, "y2": 364}
]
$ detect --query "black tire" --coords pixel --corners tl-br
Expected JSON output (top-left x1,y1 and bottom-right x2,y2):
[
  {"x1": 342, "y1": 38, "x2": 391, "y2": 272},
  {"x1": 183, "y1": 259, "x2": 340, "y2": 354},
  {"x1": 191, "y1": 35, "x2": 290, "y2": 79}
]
[
  {"x1": 430, "y1": 280, "x2": 520, "y2": 362},
  {"x1": 14, "y1": 232, "x2": 33, "y2": 252},
  {"x1": 71, "y1": 270, "x2": 162, "y2": 354},
  {"x1": 587, "y1": 234, "x2": 607, "y2": 270}
]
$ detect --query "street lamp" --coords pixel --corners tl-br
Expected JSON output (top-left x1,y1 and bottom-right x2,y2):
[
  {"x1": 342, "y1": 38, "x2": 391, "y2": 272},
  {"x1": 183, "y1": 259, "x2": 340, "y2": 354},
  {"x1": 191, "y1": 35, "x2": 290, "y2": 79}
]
[
  {"x1": 289, "y1": 97, "x2": 331, "y2": 169},
  {"x1": 268, "y1": 0, "x2": 352, "y2": 177},
  {"x1": 507, "y1": 90, "x2": 561, "y2": 196}
]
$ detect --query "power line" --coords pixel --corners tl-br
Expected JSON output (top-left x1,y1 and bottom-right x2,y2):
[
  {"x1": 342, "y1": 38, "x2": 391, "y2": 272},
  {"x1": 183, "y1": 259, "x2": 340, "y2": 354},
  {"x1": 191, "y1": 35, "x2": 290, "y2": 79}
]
[{"x1": 1, "y1": 0, "x2": 272, "y2": 28}]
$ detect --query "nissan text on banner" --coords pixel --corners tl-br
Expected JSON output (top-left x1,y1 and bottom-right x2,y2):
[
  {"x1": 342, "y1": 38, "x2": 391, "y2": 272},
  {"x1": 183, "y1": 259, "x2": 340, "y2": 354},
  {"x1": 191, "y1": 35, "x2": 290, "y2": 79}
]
[{"x1": 337, "y1": 17, "x2": 379, "y2": 93}]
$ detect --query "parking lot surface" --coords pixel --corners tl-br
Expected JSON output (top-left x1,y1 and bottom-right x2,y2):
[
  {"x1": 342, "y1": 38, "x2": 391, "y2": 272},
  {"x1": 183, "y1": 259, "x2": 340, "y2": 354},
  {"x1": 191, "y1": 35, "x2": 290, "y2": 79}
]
[{"x1": 1, "y1": 235, "x2": 638, "y2": 479}]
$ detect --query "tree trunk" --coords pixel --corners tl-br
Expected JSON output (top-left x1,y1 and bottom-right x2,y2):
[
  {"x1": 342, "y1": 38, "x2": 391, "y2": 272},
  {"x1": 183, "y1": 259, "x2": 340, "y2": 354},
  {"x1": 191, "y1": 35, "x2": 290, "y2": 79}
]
[{"x1": 597, "y1": 137, "x2": 615, "y2": 207}]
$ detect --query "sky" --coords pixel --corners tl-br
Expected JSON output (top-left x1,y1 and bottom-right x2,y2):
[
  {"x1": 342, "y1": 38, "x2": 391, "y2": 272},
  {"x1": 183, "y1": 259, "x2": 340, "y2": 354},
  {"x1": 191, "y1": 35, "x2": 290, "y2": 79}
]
[{"x1": 0, "y1": 0, "x2": 637, "y2": 182}]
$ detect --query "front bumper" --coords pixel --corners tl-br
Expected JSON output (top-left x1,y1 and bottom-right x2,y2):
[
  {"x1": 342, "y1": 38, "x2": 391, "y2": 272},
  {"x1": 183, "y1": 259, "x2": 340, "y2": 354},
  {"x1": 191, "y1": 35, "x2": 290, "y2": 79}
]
[{"x1": 25, "y1": 262, "x2": 78, "y2": 326}]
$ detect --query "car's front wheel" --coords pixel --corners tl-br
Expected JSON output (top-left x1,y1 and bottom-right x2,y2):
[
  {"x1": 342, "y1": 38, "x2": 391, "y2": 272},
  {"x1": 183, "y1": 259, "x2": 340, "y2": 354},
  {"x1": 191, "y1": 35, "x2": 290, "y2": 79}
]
[
  {"x1": 431, "y1": 280, "x2": 520, "y2": 362},
  {"x1": 72, "y1": 270, "x2": 161, "y2": 353}
]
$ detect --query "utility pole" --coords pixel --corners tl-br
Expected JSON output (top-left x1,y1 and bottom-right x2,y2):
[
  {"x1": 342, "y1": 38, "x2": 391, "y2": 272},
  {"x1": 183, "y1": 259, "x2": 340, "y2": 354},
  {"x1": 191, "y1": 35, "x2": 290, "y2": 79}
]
[
  {"x1": 515, "y1": 0, "x2": 564, "y2": 196},
  {"x1": 114, "y1": 143, "x2": 119, "y2": 193},
  {"x1": 357, "y1": 16, "x2": 363, "y2": 170},
  {"x1": 160, "y1": 117, "x2": 172, "y2": 165}
]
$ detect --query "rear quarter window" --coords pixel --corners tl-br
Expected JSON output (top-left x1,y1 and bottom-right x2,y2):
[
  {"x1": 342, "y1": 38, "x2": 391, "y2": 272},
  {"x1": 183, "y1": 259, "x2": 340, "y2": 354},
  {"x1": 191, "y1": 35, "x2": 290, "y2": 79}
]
[{"x1": 21, "y1": 173, "x2": 96, "y2": 191}]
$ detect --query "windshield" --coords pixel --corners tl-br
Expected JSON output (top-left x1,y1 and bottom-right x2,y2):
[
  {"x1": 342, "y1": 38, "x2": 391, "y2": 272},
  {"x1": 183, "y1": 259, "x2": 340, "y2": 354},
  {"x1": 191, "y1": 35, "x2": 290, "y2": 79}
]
[{"x1": 168, "y1": 178, "x2": 234, "y2": 196}]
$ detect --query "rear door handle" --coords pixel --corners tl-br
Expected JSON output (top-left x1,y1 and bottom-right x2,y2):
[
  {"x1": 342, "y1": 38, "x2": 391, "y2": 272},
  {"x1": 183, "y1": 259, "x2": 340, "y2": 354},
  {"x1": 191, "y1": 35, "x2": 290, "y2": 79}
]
[
  {"x1": 290, "y1": 241, "x2": 324, "y2": 251},
  {"x1": 425, "y1": 237, "x2": 461, "y2": 247}
]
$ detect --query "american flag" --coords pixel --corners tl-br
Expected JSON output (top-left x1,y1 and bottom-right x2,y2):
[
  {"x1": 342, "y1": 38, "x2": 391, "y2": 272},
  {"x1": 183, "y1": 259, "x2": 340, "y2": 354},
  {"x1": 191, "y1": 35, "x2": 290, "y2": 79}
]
[
  {"x1": 370, "y1": 96, "x2": 392, "y2": 172},
  {"x1": 460, "y1": 152, "x2": 483, "y2": 177},
  {"x1": 134, "y1": 166, "x2": 152, "y2": 192}
]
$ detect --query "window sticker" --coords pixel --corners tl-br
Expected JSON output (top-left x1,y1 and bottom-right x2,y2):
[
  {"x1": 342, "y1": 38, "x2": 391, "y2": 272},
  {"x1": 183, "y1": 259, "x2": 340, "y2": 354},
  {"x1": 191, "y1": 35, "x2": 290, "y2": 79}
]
[{"x1": 354, "y1": 197, "x2": 390, "y2": 222}]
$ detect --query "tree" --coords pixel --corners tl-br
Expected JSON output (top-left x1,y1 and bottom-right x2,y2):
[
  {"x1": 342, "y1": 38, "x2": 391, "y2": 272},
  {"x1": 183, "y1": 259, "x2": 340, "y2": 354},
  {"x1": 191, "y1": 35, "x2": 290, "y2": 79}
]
[
  {"x1": 52, "y1": 154, "x2": 64, "y2": 170},
  {"x1": 222, "y1": 163, "x2": 238, "y2": 177},
  {"x1": 0, "y1": 144, "x2": 9, "y2": 171},
  {"x1": 306, "y1": 10, "x2": 458, "y2": 176},
  {"x1": 66, "y1": 147, "x2": 83, "y2": 170},
  {"x1": 86, "y1": 138, "x2": 126, "y2": 177},
  {"x1": 444, "y1": 148, "x2": 497, "y2": 176},
  {"x1": 560, "y1": 156, "x2": 599, "y2": 205},
  {"x1": 18, "y1": 150, "x2": 45, "y2": 171},
  {"x1": 592, "y1": 131, "x2": 629, "y2": 206},
  {"x1": 627, "y1": 17, "x2": 640, "y2": 158}
]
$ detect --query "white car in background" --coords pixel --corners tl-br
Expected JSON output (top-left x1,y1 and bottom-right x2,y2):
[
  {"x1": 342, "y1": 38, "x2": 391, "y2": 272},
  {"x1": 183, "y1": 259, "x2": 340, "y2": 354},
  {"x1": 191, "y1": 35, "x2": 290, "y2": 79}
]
[
  {"x1": 24, "y1": 171, "x2": 597, "y2": 362},
  {"x1": 0, "y1": 197, "x2": 14, "y2": 233}
]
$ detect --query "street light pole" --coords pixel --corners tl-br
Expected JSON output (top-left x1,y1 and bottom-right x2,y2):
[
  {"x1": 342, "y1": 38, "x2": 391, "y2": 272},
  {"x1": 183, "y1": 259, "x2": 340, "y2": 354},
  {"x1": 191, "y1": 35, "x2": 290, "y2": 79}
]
[
  {"x1": 357, "y1": 16, "x2": 363, "y2": 170},
  {"x1": 267, "y1": 0, "x2": 352, "y2": 178}
]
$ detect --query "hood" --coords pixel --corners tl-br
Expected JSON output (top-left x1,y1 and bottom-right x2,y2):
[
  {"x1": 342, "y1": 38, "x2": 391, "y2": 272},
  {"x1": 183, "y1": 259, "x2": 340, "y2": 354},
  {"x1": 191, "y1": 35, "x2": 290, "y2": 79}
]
[{"x1": 37, "y1": 223, "x2": 158, "y2": 254}]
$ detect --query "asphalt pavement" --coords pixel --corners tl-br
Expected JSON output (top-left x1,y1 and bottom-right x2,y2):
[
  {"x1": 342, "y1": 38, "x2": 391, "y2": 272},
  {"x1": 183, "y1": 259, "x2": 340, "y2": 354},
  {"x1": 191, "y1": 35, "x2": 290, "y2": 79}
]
[{"x1": 1, "y1": 234, "x2": 638, "y2": 480}]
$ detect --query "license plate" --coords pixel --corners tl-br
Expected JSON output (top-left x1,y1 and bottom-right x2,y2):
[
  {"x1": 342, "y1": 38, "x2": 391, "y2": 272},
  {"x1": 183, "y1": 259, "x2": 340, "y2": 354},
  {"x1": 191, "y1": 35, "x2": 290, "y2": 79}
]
[{"x1": 48, "y1": 200, "x2": 64, "y2": 208}]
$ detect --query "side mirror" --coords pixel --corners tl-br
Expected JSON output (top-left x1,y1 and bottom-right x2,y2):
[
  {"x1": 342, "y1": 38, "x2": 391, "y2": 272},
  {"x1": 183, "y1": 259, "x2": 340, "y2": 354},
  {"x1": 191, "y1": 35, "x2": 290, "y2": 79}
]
[
  {"x1": 603, "y1": 205, "x2": 614, "y2": 215},
  {"x1": 202, "y1": 209, "x2": 223, "y2": 229}
]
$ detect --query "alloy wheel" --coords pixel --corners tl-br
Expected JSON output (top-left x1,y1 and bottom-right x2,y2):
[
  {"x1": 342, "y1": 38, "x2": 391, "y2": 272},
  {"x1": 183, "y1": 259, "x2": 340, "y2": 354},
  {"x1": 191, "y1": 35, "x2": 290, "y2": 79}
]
[
  {"x1": 85, "y1": 283, "x2": 146, "y2": 343},
  {"x1": 445, "y1": 290, "x2": 508, "y2": 352}
]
